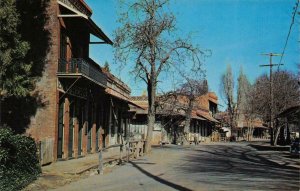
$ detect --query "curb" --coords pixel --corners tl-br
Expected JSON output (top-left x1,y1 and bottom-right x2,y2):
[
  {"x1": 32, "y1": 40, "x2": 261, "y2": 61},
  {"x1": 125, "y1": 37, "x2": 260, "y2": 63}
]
[{"x1": 249, "y1": 144, "x2": 290, "y2": 151}]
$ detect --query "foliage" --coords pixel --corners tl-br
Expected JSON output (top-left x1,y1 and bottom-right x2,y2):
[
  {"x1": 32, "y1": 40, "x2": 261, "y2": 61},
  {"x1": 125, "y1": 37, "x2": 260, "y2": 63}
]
[
  {"x1": 103, "y1": 61, "x2": 111, "y2": 72},
  {"x1": 0, "y1": 126, "x2": 41, "y2": 191},
  {"x1": 0, "y1": 0, "x2": 32, "y2": 98},
  {"x1": 16, "y1": 0, "x2": 50, "y2": 78},
  {"x1": 1, "y1": 0, "x2": 50, "y2": 130}
]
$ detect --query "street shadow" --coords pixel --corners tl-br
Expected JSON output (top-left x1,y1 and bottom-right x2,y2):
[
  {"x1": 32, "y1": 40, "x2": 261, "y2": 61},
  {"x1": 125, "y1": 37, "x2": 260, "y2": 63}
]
[
  {"x1": 132, "y1": 162, "x2": 156, "y2": 165},
  {"x1": 176, "y1": 145, "x2": 299, "y2": 190},
  {"x1": 283, "y1": 154, "x2": 300, "y2": 159},
  {"x1": 129, "y1": 161, "x2": 193, "y2": 191}
]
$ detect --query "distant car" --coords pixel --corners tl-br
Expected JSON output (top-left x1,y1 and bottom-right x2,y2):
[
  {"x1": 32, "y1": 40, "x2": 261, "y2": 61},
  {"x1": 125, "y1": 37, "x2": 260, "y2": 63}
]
[{"x1": 290, "y1": 138, "x2": 300, "y2": 154}]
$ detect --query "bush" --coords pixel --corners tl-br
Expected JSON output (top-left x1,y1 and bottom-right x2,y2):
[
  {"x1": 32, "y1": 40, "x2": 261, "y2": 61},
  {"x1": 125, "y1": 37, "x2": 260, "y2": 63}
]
[{"x1": 0, "y1": 126, "x2": 41, "y2": 191}]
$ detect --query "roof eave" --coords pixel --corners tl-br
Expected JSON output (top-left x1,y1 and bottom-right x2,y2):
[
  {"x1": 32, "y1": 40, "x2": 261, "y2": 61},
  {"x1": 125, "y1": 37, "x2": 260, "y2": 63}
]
[{"x1": 88, "y1": 18, "x2": 113, "y2": 45}]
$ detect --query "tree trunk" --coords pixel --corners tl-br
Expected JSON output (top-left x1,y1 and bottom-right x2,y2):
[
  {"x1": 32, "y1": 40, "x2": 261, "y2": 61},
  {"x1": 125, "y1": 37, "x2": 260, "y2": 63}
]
[
  {"x1": 274, "y1": 120, "x2": 283, "y2": 146},
  {"x1": 145, "y1": 110, "x2": 155, "y2": 153},
  {"x1": 183, "y1": 99, "x2": 193, "y2": 145},
  {"x1": 247, "y1": 120, "x2": 254, "y2": 141},
  {"x1": 274, "y1": 127, "x2": 280, "y2": 146},
  {"x1": 270, "y1": 119, "x2": 274, "y2": 145},
  {"x1": 145, "y1": 79, "x2": 156, "y2": 153},
  {"x1": 184, "y1": 99, "x2": 193, "y2": 133}
]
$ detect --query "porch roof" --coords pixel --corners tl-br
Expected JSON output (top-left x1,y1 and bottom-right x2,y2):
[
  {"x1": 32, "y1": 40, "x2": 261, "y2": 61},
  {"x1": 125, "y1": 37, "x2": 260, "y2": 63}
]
[
  {"x1": 191, "y1": 110, "x2": 206, "y2": 120},
  {"x1": 58, "y1": 1, "x2": 113, "y2": 45},
  {"x1": 87, "y1": 18, "x2": 113, "y2": 45},
  {"x1": 107, "y1": 92, "x2": 144, "y2": 110},
  {"x1": 277, "y1": 105, "x2": 300, "y2": 118},
  {"x1": 196, "y1": 110, "x2": 219, "y2": 123}
]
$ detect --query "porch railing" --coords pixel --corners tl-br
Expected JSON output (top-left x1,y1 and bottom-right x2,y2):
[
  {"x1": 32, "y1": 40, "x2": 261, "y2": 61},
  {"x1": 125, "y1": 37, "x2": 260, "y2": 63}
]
[{"x1": 58, "y1": 58, "x2": 106, "y2": 86}]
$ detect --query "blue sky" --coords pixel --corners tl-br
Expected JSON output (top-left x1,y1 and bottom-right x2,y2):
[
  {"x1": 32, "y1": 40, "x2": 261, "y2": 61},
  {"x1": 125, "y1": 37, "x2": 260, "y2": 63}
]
[{"x1": 86, "y1": 0, "x2": 299, "y2": 110}]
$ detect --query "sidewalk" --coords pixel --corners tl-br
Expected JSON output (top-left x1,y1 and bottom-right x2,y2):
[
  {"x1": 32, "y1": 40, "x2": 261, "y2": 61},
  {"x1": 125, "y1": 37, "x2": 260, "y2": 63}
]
[
  {"x1": 43, "y1": 150, "x2": 121, "y2": 175},
  {"x1": 248, "y1": 141, "x2": 300, "y2": 169},
  {"x1": 248, "y1": 141, "x2": 290, "y2": 151},
  {"x1": 24, "y1": 150, "x2": 126, "y2": 191}
]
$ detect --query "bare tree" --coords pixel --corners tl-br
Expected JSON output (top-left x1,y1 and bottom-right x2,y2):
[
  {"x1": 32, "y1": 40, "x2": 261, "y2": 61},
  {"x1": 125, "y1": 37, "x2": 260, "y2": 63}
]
[
  {"x1": 114, "y1": 0, "x2": 205, "y2": 153},
  {"x1": 155, "y1": 78, "x2": 207, "y2": 144},
  {"x1": 237, "y1": 69, "x2": 258, "y2": 141},
  {"x1": 178, "y1": 79, "x2": 208, "y2": 142},
  {"x1": 252, "y1": 70, "x2": 299, "y2": 145},
  {"x1": 220, "y1": 64, "x2": 236, "y2": 135}
]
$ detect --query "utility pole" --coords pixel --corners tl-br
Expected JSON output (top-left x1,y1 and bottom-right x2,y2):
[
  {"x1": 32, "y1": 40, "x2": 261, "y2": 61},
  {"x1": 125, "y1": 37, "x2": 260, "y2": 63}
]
[{"x1": 260, "y1": 53, "x2": 283, "y2": 146}]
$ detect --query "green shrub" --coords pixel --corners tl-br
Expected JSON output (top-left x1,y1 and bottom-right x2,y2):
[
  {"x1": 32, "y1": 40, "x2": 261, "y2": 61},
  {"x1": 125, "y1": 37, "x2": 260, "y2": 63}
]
[{"x1": 0, "y1": 126, "x2": 41, "y2": 191}]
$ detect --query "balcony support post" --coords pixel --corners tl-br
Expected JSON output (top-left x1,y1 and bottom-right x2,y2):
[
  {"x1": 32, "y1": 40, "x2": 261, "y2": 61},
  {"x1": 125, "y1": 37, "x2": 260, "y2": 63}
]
[{"x1": 58, "y1": 77, "x2": 81, "y2": 103}]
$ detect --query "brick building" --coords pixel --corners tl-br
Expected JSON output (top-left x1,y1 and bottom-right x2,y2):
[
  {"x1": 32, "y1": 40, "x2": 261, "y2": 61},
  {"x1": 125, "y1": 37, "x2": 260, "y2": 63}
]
[{"x1": 23, "y1": 0, "x2": 135, "y2": 164}]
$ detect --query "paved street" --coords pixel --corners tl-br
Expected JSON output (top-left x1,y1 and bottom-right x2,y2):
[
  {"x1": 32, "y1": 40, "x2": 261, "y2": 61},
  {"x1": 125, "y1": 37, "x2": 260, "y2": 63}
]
[{"x1": 52, "y1": 143, "x2": 300, "y2": 191}]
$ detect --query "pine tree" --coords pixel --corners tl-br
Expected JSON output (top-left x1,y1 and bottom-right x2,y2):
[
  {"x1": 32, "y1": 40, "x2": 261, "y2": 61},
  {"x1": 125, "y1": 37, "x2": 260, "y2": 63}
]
[
  {"x1": 237, "y1": 67, "x2": 253, "y2": 140},
  {"x1": 103, "y1": 61, "x2": 110, "y2": 72},
  {"x1": 237, "y1": 67, "x2": 251, "y2": 115},
  {"x1": 0, "y1": 0, "x2": 32, "y2": 125}
]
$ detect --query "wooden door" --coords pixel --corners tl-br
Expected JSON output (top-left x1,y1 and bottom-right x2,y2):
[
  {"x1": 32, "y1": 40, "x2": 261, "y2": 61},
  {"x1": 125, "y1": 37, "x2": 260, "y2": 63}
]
[{"x1": 57, "y1": 100, "x2": 64, "y2": 158}]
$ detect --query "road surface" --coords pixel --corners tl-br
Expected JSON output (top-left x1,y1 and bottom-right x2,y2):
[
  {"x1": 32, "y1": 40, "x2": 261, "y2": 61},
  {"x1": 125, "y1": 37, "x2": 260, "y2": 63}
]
[{"x1": 52, "y1": 142, "x2": 299, "y2": 191}]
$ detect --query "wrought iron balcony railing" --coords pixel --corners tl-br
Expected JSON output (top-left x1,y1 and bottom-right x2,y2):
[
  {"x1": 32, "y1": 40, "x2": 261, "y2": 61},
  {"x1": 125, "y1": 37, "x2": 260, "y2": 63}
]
[{"x1": 58, "y1": 58, "x2": 106, "y2": 87}]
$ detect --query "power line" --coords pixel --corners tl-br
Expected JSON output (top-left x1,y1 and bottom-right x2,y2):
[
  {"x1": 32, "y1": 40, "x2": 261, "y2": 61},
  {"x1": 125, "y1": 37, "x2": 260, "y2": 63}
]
[{"x1": 278, "y1": 0, "x2": 299, "y2": 70}]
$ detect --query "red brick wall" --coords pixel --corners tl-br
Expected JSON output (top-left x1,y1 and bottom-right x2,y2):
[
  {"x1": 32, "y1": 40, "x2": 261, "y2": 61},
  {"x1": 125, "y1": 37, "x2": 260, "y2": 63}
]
[{"x1": 26, "y1": 0, "x2": 59, "y2": 160}]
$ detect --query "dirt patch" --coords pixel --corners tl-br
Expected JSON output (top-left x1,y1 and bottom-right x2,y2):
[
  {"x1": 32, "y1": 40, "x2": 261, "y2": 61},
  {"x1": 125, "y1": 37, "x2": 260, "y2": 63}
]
[
  {"x1": 23, "y1": 160, "x2": 122, "y2": 191},
  {"x1": 23, "y1": 172, "x2": 82, "y2": 190}
]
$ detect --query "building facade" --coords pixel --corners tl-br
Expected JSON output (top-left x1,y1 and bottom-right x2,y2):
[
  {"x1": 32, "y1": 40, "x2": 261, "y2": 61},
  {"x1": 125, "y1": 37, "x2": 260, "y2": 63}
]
[
  {"x1": 24, "y1": 0, "x2": 134, "y2": 164},
  {"x1": 275, "y1": 105, "x2": 300, "y2": 145},
  {"x1": 130, "y1": 92, "x2": 219, "y2": 145}
]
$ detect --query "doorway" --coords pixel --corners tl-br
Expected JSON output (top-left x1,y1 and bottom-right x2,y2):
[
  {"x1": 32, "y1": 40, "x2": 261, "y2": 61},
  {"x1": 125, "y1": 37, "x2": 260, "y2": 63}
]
[{"x1": 57, "y1": 100, "x2": 64, "y2": 159}]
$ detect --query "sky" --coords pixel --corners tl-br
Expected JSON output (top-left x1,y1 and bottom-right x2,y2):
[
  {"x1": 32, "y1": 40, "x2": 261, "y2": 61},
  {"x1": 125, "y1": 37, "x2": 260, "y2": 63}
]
[{"x1": 86, "y1": 0, "x2": 299, "y2": 110}]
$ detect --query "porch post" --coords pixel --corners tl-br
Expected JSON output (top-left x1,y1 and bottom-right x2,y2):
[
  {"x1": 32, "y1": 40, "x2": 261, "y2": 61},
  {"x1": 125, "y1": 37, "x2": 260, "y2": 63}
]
[
  {"x1": 92, "y1": 104, "x2": 97, "y2": 153},
  {"x1": 82, "y1": 101, "x2": 88, "y2": 155},
  {"x1": 73, "y1": 117, "x2": 79, "y2": 158},
  {"x1": 63, "y1": 97, "x2": 70, "y2": 159}
]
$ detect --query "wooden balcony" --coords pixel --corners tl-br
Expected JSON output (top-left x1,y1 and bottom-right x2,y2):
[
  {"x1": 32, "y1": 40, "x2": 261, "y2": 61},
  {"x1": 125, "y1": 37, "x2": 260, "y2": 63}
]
[{"x1": 57, "y1": 58, "x2": 107, "y2": 87}]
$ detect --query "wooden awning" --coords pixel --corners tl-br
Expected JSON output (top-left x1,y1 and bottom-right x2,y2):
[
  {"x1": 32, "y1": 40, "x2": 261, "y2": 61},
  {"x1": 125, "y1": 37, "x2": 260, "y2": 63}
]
[
  {"x1": 86, "y1": 18, "x2": 113, "y2": 45},
  {"x1": 58, "y1": 1, "x2": 113, "y2": 45}
]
